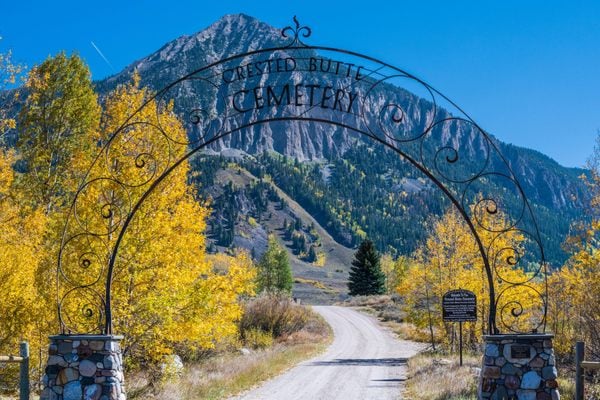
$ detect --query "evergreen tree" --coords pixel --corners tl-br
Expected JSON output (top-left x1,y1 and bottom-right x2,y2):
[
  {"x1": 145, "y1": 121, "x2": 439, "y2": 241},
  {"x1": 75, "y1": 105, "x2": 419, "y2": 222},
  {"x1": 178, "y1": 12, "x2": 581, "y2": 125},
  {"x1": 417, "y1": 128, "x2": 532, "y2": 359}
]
[
  {"x1": 257, "y1": 234, "x2": 293, "y2": 295},
  {"x1": 307, "y1": 245, "x2": 317, "y2": 263},
  {"x1": 348, "y1": 239, "x2": 386, "y2": 296},
  {"x1": 291, "y1": 231, "x2": 307, "y2": 255},
  {"x1": 285, "y1": 221, "x2": 294, "y2": 240}
]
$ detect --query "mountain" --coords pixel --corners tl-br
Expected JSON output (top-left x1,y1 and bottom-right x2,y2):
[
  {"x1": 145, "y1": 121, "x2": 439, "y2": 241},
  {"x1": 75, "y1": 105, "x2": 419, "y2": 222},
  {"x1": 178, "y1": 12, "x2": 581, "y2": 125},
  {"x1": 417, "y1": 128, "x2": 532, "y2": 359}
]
[
  {"x1": 7, "y1": 14, "x2": 589, "y2": 268},
  {"x1": 189, "y1": 157, "x2": 354, "y2": 303}
]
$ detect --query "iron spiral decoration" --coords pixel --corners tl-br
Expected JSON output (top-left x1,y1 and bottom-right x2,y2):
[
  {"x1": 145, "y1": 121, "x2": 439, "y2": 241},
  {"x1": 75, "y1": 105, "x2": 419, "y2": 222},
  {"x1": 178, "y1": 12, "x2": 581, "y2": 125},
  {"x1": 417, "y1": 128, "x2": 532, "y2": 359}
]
[
  {"x1": 57, "y1": 17, "x2": 547, "y2": 335},
  {"x1": 282, "y1": 16, "x2": 312, "y2": 47}
]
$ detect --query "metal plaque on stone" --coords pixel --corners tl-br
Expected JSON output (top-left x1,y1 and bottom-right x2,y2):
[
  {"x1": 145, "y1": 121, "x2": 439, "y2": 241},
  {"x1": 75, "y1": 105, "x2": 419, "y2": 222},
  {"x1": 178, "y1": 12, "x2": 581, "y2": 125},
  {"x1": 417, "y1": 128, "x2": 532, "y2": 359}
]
[{"x1": 510, "y1": 345, "x2": 531, "y2": 359}]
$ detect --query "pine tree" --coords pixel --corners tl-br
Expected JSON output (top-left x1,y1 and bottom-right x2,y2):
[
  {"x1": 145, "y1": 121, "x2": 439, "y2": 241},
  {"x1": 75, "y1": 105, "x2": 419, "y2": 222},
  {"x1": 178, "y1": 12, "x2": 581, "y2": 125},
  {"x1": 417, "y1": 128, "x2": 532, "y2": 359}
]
[
  {"x1": 285, "y1": 221, "x2": 294, "y2": 240},
  {"x1": 348, "y1": 239, "x2": 385, "y2": 296},
  {"x1": 257, "y1": 234, "x2": 293, "y2": 295},
  {"x1": 307, "y1": 245, "x2": 317, "y2": 263}
]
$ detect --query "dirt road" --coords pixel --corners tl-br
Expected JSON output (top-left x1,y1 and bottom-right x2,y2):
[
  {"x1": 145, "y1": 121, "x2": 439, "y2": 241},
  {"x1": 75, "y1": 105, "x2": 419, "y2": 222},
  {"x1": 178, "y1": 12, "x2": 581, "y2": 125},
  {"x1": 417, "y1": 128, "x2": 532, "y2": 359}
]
[{"x1": 231, "y1": 306, "x2": 423, "y2": 400}]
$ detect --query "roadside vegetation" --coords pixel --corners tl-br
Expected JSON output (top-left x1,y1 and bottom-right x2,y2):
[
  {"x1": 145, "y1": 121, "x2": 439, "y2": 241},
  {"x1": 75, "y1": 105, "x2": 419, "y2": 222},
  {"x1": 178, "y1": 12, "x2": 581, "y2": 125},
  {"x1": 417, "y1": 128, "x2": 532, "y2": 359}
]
[
  {"x1": 127, "y1": 294, "x2": 331, "y2": 399},
  {"x1": 0, "y1": 51, "x2": 330, "y2": 398},
  {"x1": 345, "y1": 177, "x2": 600, "y2": 397},
  {"x1": 404, "y1": 352, "x2": 479, "y2": 400},
  {"x1": 0, "y1": 53, "x2": 259, "y2": 392}
]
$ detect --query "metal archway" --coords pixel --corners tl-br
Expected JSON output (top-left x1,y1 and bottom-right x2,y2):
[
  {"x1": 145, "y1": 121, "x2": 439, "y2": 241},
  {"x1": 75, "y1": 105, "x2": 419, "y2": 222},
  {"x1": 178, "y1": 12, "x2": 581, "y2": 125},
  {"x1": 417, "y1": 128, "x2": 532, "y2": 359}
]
[{"x1": 57, "y1": 17, "x2": 547, "y2": 336}]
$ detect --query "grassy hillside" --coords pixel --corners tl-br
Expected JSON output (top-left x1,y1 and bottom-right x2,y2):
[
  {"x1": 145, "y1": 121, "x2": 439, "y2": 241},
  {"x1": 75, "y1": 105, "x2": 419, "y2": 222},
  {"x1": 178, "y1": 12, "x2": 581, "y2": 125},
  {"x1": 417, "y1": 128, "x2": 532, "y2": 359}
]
[{"x1": 191, "y1": 154, "x2": 354, "y2": 304}]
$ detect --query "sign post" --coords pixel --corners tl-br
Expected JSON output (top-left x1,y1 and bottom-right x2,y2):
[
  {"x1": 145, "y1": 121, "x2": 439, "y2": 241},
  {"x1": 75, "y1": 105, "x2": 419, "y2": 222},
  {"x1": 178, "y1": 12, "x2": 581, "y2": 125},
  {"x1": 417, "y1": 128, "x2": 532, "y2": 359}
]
[
  {"x1": 459, "y1": 320, "x2": 463, "y2": 366},
  {"x1": 442, "y1": 289, "x2": 477, "y2": 366}
]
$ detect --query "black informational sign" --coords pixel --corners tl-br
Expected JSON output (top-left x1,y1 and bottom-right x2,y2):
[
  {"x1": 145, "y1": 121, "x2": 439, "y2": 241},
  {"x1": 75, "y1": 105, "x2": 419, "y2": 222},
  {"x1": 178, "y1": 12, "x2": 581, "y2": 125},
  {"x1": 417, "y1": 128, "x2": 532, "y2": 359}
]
[{"x1": 442, "y1": 289, "x2": 477, "y2": 322}]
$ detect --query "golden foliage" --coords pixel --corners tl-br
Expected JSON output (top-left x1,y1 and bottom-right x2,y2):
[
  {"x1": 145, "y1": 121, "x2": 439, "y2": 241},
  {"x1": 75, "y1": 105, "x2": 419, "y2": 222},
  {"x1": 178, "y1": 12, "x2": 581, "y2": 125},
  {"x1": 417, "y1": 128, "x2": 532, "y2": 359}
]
[
  {"x1": 313, "y1": 251, "x2": 327, "y2": 267},
  {"x1": 17, "y1": 52, "x2": 100, "y2": 211},
  {"x1": 397, "y1": 205, "x2": 542, "y2": 348},
  {"x1": 0, "y1": 50, "x2": 25, "y2": 134},
  {"x1": 2, "y1": 53, "x2": 101, "y2": 379},
  {"x1": 547, "y1": 164, "x2": 600, "y2": 359},
  {"x1": 0, "y1": 58, "x2": 256, "y2": 384},
  {"x1": 95, "y1": 78, "x2": 256, "y2": 365},
  {"x1": 0, "y1": 149, "x2": 47, "y2": 375},
  {"x1": 380, "y1": 253, "x2": 409, "y2": 294}
]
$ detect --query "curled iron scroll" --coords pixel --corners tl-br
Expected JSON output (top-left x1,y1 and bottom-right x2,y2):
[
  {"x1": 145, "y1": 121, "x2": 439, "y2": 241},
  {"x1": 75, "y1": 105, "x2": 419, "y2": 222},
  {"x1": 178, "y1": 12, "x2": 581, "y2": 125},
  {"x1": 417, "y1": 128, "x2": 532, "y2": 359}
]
[
  {"x1": 282, "y1": 16, "x2": 312, "y2": 47},
  {"x1": 56, "y1": 17, "x2": 548, "y2": 335},
  {"x1": 357, "y1": 64, "x2": 547, "y2": 334}
]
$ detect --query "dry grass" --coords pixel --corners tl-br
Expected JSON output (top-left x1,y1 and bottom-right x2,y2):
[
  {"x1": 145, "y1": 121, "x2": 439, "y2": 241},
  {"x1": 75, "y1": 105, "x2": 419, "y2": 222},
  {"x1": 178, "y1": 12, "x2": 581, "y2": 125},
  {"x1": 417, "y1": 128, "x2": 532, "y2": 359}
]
[
  {"x1": 0, "y1": 364, "x2": 19, "y2": 400},
  {"x1": 342, "y1": 294, "x2": 394, "y2": 307},
  {"x1": 556, "y1": 368, "x2": 600, "y2": 399},
  {"x1": 392, "y1": 322, "x2": 437, "y2": 343},
  {"x1": 404, "y1": 352, "x2": 479, "y2": 400},
  {"x1": 557, "y1": 376, "x2": 576, "y2": 399},
  {"x1": 404, "y1": 354, "x2": 600, "y2": 400},
  {"x1": 128, "y1": 341, "x2": 330, "y2": 400},
  {"x1": 129, "y1": 302, "x2": 332, "y2": 400},
  {"x1": 340, "y1": 295, "x2": 439, "y2": 345},
  {"x1": 240, "y1": 293, "x2": 319, "y2": 339},
  {"x1": 294, "y1": 277, "x2": 337, "y2": 293},
  {"x1": 342, "y1": 295, "x2": 405, "y2": 322}
]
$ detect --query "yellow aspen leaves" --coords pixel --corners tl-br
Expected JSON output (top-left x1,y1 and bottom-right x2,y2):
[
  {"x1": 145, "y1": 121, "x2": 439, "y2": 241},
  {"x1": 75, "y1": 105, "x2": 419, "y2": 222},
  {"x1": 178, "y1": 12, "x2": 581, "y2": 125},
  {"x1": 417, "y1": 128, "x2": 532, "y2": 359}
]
[
  {"x1": 1, "y1": 57, "x2": 256, "y2": 378},
  {"x1": 96, "y1": 77, "x2": 256, "y2": 365},
  {"x1": 397, "y1": 205, "x2": 541, "y2": 346}
]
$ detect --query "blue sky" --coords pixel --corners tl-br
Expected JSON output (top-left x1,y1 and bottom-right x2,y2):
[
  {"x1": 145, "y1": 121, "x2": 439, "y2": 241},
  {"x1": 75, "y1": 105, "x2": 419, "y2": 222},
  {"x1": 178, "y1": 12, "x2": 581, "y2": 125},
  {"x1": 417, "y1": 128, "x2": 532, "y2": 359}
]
[{"x1": 2, "y1": 0, "x2": 599, "y2": 168}]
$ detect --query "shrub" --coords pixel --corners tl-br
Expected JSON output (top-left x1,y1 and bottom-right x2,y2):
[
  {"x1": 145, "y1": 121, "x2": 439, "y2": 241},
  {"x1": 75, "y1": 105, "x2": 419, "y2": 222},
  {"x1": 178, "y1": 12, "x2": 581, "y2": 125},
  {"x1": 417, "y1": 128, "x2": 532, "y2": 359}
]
[
  {"x1": 243, "y1": 328, "x2": 274, "y2": 349},
  {"x1": 240, "y1": 294, "x2": 309, "y2": 339}
]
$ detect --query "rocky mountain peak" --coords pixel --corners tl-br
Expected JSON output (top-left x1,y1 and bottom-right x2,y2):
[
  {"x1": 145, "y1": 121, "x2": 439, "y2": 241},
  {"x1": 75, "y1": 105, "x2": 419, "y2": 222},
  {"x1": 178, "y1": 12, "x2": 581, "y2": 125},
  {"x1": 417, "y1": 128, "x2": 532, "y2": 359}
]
[
  {"x1": 93, "y1": 14, "x2": 587, "y2": 219},
  {"x1": 100, "y1": 13, "x2": 281, "y2": 89}
]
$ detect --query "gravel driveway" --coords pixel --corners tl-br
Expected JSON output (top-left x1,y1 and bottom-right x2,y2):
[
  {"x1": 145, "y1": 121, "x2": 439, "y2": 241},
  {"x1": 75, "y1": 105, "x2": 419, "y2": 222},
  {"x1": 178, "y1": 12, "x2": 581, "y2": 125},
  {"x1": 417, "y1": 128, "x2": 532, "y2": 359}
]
[{"x1": 231, "y1": 306, "x2": 424, "y2": 400}]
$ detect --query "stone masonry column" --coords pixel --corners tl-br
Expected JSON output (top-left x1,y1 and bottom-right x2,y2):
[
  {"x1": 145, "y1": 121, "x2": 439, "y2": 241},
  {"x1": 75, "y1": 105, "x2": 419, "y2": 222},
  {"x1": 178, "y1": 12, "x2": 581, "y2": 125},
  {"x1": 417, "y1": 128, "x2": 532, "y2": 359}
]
[
  {"x1": 40, "y1": 335, "x2": 126, "y2": 400},
  {"x1": 478, "y1": 334, "x2": 559, "y2": 400}
]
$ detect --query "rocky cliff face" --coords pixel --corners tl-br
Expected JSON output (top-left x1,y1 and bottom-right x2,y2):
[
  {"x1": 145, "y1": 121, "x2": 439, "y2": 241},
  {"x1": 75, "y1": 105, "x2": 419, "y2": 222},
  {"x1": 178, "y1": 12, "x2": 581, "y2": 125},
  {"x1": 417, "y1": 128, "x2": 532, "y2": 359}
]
[{"x1": 93, "y1": 13, "x2": 586, "y2": 214}]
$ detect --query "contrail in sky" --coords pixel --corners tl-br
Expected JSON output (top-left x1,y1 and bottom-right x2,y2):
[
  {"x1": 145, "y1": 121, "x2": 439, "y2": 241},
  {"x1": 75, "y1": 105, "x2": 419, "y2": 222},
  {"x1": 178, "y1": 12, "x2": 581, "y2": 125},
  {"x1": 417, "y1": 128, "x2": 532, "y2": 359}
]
[{"x1": 90, "y1": 41, "x2": 115, "y2": 71}]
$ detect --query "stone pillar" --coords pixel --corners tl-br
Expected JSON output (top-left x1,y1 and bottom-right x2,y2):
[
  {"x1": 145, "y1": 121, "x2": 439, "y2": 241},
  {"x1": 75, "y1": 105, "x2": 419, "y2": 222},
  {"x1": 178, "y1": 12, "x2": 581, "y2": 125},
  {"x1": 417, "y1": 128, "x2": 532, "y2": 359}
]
[
  {"x1": 40, "y1": 335, "x2": 126, "y2": 400},
  {"x1": 479, "y1": 334, "x2": 559, "y2": 400}
]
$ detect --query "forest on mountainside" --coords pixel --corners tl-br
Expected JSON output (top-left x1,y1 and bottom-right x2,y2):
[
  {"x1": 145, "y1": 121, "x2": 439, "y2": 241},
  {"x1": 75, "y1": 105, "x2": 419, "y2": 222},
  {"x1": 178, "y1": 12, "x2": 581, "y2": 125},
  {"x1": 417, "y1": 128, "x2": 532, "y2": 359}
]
[{"x1": 190, "y1": 146, "x2": 574, "y2": 267}]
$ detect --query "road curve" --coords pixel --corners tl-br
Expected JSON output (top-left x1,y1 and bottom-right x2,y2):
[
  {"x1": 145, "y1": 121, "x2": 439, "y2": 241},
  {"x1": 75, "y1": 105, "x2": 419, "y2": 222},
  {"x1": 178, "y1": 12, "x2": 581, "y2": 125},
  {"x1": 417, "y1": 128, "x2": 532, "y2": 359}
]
[{"x1": 231, "y1": 306, "x2": 423, "y2": 400}]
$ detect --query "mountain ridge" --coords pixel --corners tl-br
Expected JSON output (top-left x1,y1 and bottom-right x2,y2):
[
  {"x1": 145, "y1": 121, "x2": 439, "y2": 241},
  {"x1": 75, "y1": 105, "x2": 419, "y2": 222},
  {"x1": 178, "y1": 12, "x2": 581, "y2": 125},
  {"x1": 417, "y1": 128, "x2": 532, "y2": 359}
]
[
  {"x1": 2, "y1": 13, "x2": 588, "y2": 266},
  {"x1": 91, "y1": 14, "x2": 591, "y2": 265},
  {"x1": 98, "y1": 14, "x2": 585, "y2": 206}
]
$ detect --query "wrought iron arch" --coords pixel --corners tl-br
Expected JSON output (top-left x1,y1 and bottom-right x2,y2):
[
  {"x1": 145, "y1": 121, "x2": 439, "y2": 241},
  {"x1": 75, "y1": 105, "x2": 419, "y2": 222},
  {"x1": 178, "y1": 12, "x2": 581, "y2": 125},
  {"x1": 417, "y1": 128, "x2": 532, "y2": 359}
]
[{"x1": 57, "y1": 17, "x2": 548, "y2": 336}]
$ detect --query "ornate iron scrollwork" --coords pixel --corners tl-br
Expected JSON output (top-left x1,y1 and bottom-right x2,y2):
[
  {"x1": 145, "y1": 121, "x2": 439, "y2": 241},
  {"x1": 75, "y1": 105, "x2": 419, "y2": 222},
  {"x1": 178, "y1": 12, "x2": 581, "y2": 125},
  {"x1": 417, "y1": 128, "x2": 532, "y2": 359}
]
[
  {"x1": 57, "y1": 17, "x2": 548, "y2": 335},
  {"x1": 282, "y1": 16, "x2": 312, "y2": 47}
]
